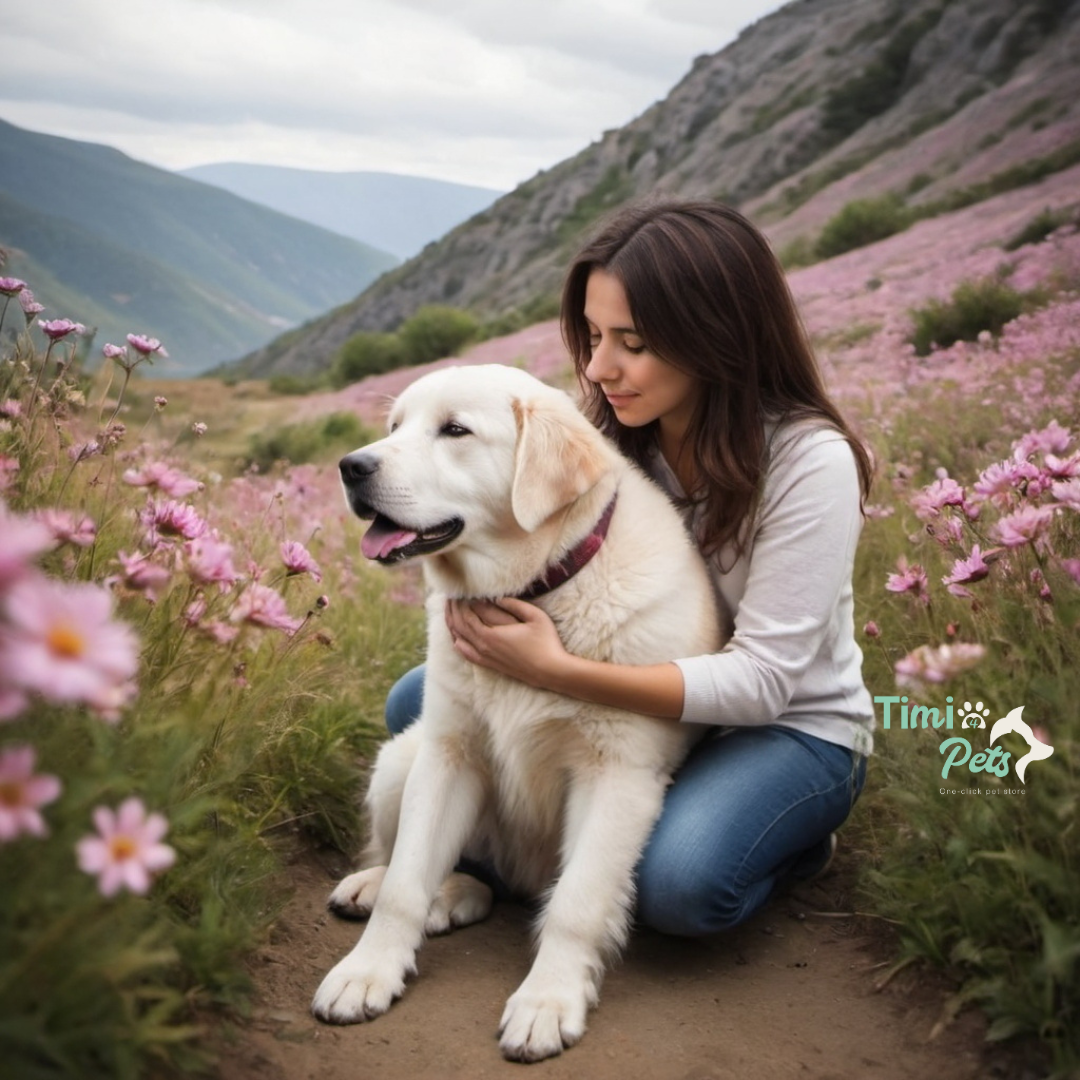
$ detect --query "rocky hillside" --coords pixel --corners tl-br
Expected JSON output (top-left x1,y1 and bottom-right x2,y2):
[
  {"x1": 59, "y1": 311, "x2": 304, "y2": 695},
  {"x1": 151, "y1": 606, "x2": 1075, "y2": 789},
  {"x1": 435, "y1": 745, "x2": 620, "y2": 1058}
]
[{"x1": 232, "y1": 0, "x2": 1080, "y2": 379}]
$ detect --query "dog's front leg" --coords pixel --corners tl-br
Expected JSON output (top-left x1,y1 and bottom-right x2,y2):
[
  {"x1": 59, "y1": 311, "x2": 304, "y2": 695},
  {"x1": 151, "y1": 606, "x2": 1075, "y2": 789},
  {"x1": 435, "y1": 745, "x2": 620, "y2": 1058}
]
[
  {"x1": 312, "y1": 735, "x2": 484, "y2": 1024},
  {"x1": 498, "y1": 764, "x2": 668, "y2": 1062}
]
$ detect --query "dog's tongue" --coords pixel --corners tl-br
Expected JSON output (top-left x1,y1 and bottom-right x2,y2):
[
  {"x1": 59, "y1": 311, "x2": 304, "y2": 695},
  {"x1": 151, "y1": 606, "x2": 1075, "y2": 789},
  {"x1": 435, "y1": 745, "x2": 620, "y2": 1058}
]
[{"x1": 361, "y1": 517, "x2": 418, "y2": 560}]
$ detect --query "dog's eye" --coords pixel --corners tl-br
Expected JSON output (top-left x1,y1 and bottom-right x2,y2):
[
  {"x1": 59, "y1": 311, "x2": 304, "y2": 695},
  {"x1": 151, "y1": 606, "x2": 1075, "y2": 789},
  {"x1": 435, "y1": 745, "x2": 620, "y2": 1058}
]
[{"x1": 439, "y1": 421, "x2": 472, "y2": 438}]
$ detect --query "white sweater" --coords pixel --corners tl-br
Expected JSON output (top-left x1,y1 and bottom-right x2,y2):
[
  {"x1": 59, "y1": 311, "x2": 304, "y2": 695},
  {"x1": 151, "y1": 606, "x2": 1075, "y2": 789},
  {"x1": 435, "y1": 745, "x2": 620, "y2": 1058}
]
[{"x1": 649, "y1": 423, "x2": 875, "y2": 755}]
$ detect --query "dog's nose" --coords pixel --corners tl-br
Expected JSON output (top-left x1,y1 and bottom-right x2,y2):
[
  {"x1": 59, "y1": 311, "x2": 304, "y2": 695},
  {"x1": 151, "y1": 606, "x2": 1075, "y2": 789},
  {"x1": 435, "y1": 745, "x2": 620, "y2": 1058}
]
[{"x1": 339, "y1": 451, "x2": 379, "y2": 484}]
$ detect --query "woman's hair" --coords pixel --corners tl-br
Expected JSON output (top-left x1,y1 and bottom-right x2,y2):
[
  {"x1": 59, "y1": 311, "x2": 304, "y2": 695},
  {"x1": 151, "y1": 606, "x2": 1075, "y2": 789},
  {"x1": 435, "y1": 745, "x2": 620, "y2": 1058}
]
[{"x1": 561, "y1": 198, "x2": 874, "y2": 558}]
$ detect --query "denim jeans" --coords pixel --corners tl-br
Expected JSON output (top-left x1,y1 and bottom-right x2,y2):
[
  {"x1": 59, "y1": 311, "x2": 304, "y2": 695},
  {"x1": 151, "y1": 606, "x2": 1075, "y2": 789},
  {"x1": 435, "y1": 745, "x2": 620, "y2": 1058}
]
[{"x1": 383, "y1": 664, "x2": 866, "y2": 937}]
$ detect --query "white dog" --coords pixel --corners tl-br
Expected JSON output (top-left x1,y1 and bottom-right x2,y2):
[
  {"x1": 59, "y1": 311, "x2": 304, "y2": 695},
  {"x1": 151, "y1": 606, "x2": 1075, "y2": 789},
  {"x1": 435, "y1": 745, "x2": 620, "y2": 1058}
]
[{"x1": 313, "y1": 364, "x2": 720, "y2": 1061}]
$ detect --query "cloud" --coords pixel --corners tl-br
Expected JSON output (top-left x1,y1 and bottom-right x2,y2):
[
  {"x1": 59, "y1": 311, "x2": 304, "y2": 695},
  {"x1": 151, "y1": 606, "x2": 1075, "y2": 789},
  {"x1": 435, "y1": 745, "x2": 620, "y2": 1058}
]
[{"x1": 0, "y1": 0, "x2": 787, "y2": 188}]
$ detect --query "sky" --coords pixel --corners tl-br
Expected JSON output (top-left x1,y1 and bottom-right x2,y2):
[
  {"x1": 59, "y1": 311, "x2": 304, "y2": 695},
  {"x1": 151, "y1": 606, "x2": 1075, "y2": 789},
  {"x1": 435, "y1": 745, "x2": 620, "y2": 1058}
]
[{"x1": 0, "y1": 0, "x2": 788, "y2": 192}]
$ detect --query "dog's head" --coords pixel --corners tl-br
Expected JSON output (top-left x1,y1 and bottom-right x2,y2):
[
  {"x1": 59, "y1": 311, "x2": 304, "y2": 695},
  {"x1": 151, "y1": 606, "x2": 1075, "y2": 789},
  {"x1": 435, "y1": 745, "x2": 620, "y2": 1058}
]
[{"x1": 339, "y1": 365, "x2": 614, "y2": 566}]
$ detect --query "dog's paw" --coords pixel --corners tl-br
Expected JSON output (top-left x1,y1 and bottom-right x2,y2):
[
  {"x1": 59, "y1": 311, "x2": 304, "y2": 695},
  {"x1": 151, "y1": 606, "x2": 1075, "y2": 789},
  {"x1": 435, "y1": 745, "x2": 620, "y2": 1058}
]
[
  {"x1": 424, "y1": 871, "x2": 494, "y2": 935},
  {"x1": 311, "y1": 952, "x2": 409, "y2": 1024},
  {"x1": 498, "y1": 982, "x2": 588, "y2": 1062},
  {"x1": 326, "y1": 866, "x2": 387, "y2": 920}
]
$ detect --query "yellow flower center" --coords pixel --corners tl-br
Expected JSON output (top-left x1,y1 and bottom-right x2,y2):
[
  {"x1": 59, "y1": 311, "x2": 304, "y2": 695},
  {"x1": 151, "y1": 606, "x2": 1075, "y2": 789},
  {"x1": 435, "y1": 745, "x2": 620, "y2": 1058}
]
[
  {"x1": 46, "y1": 622, "x2": 86, "y2": 659},
  {"x1": 109, "y1": 836, "x2": 138, "y2": 861}
]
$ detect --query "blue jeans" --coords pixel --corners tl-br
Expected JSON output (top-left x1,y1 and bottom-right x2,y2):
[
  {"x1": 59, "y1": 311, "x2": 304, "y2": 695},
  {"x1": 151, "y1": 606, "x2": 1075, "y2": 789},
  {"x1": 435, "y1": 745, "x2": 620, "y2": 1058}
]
[{"x1": 383, "y1": 665, "x2": 866, "y2": 937}]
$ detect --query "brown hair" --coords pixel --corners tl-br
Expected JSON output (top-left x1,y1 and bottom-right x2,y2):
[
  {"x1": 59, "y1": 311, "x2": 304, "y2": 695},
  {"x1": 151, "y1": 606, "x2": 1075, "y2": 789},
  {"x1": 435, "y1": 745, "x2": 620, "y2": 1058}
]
[{"x1": 561, "y1": 199, "x2": 873, "y2": 558}]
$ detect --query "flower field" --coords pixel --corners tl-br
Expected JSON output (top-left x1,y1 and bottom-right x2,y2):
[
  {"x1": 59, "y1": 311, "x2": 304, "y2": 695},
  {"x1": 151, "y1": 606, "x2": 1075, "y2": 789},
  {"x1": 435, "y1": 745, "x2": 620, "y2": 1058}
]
[
  {"x1": 0, "y1": 281, "x2": 424, "y2": 1077},
  {"x1": 1, "y1": 165, "x2": 1079, "y2": 1076}
]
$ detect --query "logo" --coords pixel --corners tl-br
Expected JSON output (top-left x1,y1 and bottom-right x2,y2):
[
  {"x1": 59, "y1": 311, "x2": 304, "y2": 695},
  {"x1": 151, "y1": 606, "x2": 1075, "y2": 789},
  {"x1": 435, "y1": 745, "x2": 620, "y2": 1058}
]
[{"x1": 873, "y1": 696, "x2": 1055, "y2": 785}]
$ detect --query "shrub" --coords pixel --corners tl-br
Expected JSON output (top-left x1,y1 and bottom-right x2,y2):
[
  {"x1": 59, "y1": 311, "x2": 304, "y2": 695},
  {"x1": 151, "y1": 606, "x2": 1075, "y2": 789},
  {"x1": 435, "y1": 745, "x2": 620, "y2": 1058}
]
[
  {"x1": 268, "y1": 372, "x2": 321, "y2": 395},
  {"x1": 815, "y1": 194, "x2": 913, "y2": 259},
  {"x1": 907, "y1": 277, "x2": 1029, "y2": 355},
  {"x1": 333, "y1": 330, "x2": 406, "y2": 387},
  {"x1": 397, "y1": 305, "x2": 478, "y2": 366},
  {"x1": 1003, "y1": 206, "x2": 1078, "y2": 252},
  {"x1": 246, "y1": 411, "x2": 373, "y2": 471}
]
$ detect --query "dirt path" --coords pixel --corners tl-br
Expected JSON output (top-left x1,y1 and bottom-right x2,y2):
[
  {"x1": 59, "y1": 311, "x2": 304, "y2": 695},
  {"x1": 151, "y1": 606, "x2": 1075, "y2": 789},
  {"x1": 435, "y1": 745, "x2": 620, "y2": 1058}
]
[{"x1": 213, "y1": 845, "x2": 1020, "y2": 1080}]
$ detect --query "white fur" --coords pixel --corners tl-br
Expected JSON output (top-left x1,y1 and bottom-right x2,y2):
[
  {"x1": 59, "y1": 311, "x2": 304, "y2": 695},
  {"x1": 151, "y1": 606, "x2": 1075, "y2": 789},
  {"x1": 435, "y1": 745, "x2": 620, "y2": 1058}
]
[{"x1": 313, "y1": 365, "x2": 721, "y2": 1062}]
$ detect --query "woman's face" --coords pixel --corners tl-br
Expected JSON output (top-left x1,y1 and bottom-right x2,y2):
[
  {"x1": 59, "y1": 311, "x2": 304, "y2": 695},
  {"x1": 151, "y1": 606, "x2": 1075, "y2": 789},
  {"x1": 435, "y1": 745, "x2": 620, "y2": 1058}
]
[{"x1": 582, "y1": 268, "x2": 698, "y2": 442}]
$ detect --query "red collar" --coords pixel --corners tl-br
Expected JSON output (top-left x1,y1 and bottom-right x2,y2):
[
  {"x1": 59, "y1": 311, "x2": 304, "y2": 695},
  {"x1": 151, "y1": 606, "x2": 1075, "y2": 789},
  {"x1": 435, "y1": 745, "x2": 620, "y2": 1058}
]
[{"x1": 516, "y1": 494, "x2": 617, "y2": 602}]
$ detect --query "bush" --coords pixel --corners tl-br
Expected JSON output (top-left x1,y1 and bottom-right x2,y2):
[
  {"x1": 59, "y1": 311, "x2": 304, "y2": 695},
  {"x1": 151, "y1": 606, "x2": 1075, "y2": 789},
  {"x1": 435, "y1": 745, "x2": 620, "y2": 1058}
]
[
  {"x1": 1003, "y1": 206, "x2": 1078, "y2": 252},
  {"x1": 247, "y1": 411, "x2": 373, "y2": 471},
  {"x1": 333, "y1": 331, "x2": 406, "y2": 387},
  {"x1": 397, "y1": 305, "x2": 478, "y2": 366},
  {"x1": 268, "y1": 373, "x2": 321, "y2": 395},
  {"x1": 815, "y1": 194, "x2": 913, "y2": 259},
  {"x1": 907, "y1": 277, "x2": 1029, "y2": 355}
]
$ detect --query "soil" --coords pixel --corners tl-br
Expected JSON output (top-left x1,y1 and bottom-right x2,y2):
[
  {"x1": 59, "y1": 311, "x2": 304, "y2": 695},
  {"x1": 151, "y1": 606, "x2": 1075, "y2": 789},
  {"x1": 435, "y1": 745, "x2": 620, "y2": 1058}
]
[{"x1": 213, "y1": 844, "x2": 1033, "y2": 1080}]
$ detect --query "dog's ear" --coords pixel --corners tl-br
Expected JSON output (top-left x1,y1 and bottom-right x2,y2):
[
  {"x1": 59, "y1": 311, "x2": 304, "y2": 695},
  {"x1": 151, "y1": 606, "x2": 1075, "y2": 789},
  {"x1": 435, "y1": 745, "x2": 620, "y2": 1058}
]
[{"x1": 511, "y1": 397, "x2": 610, "y2": 532}]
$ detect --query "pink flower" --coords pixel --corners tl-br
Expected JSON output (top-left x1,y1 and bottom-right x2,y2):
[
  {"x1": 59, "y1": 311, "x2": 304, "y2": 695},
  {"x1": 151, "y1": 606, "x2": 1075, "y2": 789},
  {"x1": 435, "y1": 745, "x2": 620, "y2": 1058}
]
[
  {"x1": 102, "y1": 343, "x2": 128, "y2": 362},
  {"x1": 123, "y1": 461, "x2": 202, "y2": 498},
  {"x1": 191, "y1": 422, "x2": 207, "y2": 437},
  {"x1": 38, "y1": 318, "x2": 84, "y2": 341},
  {"x1": 0, "y1": 575, "x2": 139, "y2": 719},
  {"x1": 184, "y1": 532, "x2": 240, "y2": 590},
  {"x1": 140, "y1": 499, "x2": 208, "y2": 547},
  {"x1": 126, "y1": 334, "x2": 167, "y2": 357},
  {"x1": 112, "y1": 550, "x2": 173, "y2": 601},
  {"x1": 885, "y1": 557, "x2": 929, "y2": 604},
  {"x1": 0, "y1": 745, "x2": 61, "y2": 842},
  {"x1": 229, "y1": 584, "x2": 303, "y2": 635},
  {"x1": 1044, "y1": 452, "x2": 1080, "y2": 479},
  {"x1": 1012, "y1": 420, "x2": 1071, "y2": 461},
  {"x1": 76, "y1": 796, "x2": 176, "y2": 897},
  {"x1": 1051, "y1": 478, "x2": 1080, "y2": 512},
  {"x1": 18, "y1": 289, "x2": 43, "y2": 319},
  {"x1": 972, "y1": 459, "x2": 1041, "y2": 505},
  {"x1": 992, "y1": 504, "x2": 1056, "y2": 548},
  {"x1": 863, "y1": 620, "x2": 881, "y2": 638},
  {"x1": 34, "y1": 508, "x2": 97, "y2": 548},
  {"x1": 911, "y1": 476, "x2": 966, "y2": 521},
  {"x1": 280, "y1": 540, "x2": 322, "y2": 582},
  {"x1": 1061, "y1": 558, "x2": 1080, "y2": 587},
  {"x1": 0, "y1": 503, "x2": 56, "y2": 588},
  {"x1": 942, "y1": 545, "x2": 997, "y2": 595},
  {"x1": 0, "y1": 399, "x2": 22, "y2": 418},
  {"x1": 895, "y1": 642, "x2": 986, "y2": 688},
  {"x1": 0, "y1": 277, "x2": 27, "y2": 296},
  {"x1": 154, "y1": 396, "x2": 168, "y2": 410}
]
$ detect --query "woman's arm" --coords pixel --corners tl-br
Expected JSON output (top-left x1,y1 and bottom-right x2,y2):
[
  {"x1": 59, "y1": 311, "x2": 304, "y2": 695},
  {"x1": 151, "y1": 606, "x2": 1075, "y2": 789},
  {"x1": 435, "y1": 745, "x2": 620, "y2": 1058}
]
[{"x1": 445, "y1": 597, "x2": 686, "y2": 719}]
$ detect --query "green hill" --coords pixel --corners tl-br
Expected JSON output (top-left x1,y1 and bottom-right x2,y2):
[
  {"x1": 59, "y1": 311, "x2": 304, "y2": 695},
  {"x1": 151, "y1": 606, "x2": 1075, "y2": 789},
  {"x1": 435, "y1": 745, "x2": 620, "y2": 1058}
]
[{"x1": 0, "y1": 118, "x2": 399, "y2": 374}]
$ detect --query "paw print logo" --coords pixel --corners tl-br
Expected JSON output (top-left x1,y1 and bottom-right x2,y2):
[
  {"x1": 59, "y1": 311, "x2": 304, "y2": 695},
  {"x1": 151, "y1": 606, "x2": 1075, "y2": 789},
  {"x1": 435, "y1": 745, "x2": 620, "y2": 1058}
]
[{"x1": 957, "y1": 700, "x2": 990, "y2": 728}]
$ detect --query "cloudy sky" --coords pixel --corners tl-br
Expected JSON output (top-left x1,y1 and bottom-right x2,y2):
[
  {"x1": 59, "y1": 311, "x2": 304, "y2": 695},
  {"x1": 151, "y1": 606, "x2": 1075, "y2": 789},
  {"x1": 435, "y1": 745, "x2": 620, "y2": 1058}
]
[{"x1": 1, "y1": 0, "x2": 787, "y2": 192}]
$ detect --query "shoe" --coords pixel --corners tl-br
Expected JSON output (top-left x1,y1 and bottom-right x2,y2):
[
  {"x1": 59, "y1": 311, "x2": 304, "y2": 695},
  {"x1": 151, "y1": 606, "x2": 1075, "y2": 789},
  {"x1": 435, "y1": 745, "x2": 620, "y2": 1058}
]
[{"x1": 803, "y1": 832, "x2": 838, "y2": 883}]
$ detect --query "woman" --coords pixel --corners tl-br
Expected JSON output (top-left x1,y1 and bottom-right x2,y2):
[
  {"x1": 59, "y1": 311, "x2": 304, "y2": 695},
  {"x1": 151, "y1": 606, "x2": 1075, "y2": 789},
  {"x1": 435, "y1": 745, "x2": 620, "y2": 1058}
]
[{"x1": 389, "y1": 199, "x2": 876, "y2": 936}]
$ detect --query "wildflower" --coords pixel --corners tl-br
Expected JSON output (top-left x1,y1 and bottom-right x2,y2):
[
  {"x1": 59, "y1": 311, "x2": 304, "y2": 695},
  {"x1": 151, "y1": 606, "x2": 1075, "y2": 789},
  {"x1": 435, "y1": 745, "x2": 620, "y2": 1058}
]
[
  {"x1": 885, "y1": 557, "x2": 929, "y2": 604},
  {"x1": 1062, "y1": 559, "x2": 1080, "y2": 587},
  {"x1": 1044, "y1": 452, "x2": 1080, "y2": 479},
  {"x1": 863, "y1": 620, "x2": 880, "y2": 638},
  {"x1": 102, "y1": 343, "x2": 128, "y2": 363},
  {"x1": 68, "y1": 440, "x2": 101, "y2": 462},
  {"x1": 1051, "y1": 478, "x2": 1080, "y2": 512},
  {"x1": 1012, "y1": 419, "x2": 1071, "y2": 461},
  {"x1": 0, "y1": 503, "x2": 56, "y2": 588},
  {"x1": 942, "y1": 545, "x2": 997, "y2": 595},
  {"x1": 140, "y1": 499, "x2": 208, "y2": 547},
  {"x1": 895, "y1": 642, "x2": 986, "y2": 688},
  {"x1": 34, "y1": 508, "x2": 97, "y2": 548},
  {"x1": 76, "y1": 797, "x2": 176, "y2": 897},
  {"x1": 97, "y1": 423, "x2": 127, "y2": 451},
  {"x1": 911, "y1": 476, "x2": 967, "y2": 521},
  {"x1": 185, "y1": 532, "x2": 240, "y2": 590},
  {"x1": 123, "y1": 461, "x2": 202, "y2": 498},
  {"x1": 0, "y1": 575, "x2": 139, "y2": 719},
  {"x1": 154, "y1": 396, "x2": 168, "y2": 410},
  {"x1": 38, "y1": 318, "x2": 85, "y2": 341},
  {"x1": 992, "y1": 504, "x2": 1056, "y2": 548},
  {"x1": 18, "y1": 289, "x2": 43, "y2": 320},
  {"x1": 229, "y1": 583, "x2": 303, "y2": 635},
  {"x1": 280, "y1": 540, "x2": 322, "y2": 582},
  {"x1": 126, "y1": 334, "x2": 167, "y2": 358},
  {"x1": 112, "y1": 550, "x2": 173, "y2": 601},
  {"x1": 191, "y1": 422, "x2": 208, "y2": 437},
  {"x1": 0, "y1": 745, "x2": 61, "y2": 842},
  {"x1": 0, "y1": 399, "x2": 21, "y2": 419},
  {"x1": 0, "y1": 456, "x2": 19, "y2": 493},
  {"x1": 972, "y1": 458, "x2": 1041, "y2": 505},
  {"x1": 0, "y1": 277, "x2": 27, "y2": 296}
]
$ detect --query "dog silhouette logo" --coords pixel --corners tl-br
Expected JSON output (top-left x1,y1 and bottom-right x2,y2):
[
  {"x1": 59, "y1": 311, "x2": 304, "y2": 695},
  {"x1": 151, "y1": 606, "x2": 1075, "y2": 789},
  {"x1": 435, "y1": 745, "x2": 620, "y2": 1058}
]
[{"x1": 989, "y1": 706, "x2": 1054, "y2": 784}]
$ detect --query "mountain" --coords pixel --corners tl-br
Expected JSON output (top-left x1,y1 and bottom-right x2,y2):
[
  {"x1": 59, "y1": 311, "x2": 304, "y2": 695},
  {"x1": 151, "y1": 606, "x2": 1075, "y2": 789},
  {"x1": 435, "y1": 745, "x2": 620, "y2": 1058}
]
[
  {"x1": 0, "y1": 118, "x2": 399, "y2": 375},
  {"x1": 178, "y1": 164, "x2": 503, "y2": 260},
  {"x1": 229, "y1": 0, "x2": 1080, "y2": 380}
]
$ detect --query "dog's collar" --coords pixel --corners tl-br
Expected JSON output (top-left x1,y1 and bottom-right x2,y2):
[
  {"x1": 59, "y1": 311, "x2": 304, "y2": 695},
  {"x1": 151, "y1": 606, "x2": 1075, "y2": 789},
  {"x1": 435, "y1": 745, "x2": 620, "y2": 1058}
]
[{"x1": 516, "y1": 493, "x2": 618, "y2": 602}]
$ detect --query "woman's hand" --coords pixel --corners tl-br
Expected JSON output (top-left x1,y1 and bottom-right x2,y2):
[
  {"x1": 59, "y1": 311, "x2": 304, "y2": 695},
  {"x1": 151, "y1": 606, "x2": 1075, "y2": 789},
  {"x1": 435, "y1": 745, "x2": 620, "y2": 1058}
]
[{"x1": 445, "y1": 597, "x2": 570, "y2": 689}]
